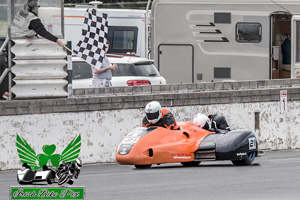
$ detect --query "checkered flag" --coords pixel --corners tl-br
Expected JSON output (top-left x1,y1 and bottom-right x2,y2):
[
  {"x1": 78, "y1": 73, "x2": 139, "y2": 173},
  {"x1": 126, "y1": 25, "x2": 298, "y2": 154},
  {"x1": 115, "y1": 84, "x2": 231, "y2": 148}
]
[{"x1": 73, "y1": 8, "x2": 108, "y2": 69}]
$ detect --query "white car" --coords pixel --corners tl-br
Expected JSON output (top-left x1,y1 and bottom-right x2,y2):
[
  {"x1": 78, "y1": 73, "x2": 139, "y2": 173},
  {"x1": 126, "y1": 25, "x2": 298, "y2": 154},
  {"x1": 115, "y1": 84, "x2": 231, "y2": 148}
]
[{"x1": 72, "y1": 55, "x2": 166, "y2": 88}]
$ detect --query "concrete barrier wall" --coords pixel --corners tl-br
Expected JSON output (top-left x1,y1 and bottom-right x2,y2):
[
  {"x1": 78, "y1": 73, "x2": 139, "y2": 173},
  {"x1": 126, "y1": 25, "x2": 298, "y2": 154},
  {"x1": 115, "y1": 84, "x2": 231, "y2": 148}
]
[{"x1": 1, "y1": 79, "x2": 300, "y2": 170}]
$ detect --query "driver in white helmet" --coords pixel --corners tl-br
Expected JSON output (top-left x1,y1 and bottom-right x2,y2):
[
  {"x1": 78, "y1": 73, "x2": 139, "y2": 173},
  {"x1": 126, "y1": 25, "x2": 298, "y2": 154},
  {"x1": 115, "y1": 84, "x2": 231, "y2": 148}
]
[
  {"x1": 194, "y1": 113, "x2": 231, "y2": 133},
  {"x1": 142, "y1": 101, "x2": 180, "y2": 130}
]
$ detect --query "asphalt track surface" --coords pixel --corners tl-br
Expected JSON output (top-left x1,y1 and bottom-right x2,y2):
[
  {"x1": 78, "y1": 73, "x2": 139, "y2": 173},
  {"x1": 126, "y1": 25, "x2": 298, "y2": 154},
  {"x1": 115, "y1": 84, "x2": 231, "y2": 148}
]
[{"x1": 1, "y1": 150, "x2": 300, "y2": 200}]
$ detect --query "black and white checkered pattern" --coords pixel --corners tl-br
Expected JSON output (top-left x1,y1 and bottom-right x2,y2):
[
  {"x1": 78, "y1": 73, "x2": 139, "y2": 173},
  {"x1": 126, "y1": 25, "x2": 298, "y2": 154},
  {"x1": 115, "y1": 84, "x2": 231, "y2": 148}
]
[{"x1": 73, "y1": 8, "x2": 108, "y2": 69}]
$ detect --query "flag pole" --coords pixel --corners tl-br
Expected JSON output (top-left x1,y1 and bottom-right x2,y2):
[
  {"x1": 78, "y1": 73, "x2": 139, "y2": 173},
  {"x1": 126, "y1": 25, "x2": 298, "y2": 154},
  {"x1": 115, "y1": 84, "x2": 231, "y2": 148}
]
[{"x1": 63, "y1": 45, "x2": 73, "y2": 53}]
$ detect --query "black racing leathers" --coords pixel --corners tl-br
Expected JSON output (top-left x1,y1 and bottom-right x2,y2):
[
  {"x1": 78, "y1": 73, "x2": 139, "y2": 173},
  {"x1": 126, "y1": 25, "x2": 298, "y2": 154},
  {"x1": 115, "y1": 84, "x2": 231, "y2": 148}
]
[
  {"x1": 208, "y1": 114, "x2": 231, "y2": 133},
  {"x1": 142, "y1": 108, "x2": 180, "y2": 130}
]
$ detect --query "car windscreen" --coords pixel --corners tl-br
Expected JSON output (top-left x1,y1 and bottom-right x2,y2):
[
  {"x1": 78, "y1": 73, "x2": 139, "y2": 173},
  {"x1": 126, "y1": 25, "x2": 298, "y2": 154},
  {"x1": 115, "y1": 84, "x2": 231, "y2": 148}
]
[
  {"x1": 112, "y1": 64, "x2": 160, "y2": 77},
  {"x1": 72, "y1": 61, "x2": 92, "y2": 80}
]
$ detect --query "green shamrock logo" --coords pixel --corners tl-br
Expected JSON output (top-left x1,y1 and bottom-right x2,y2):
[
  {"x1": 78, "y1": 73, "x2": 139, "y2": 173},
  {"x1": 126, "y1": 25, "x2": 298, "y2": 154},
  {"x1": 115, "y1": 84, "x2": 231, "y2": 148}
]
[
  {"x1": 37, "y1": 145, "x2": 61, "y2": 168},
  {"x1": 16, "y1": 134, "x2": 81, "y2": 170}
]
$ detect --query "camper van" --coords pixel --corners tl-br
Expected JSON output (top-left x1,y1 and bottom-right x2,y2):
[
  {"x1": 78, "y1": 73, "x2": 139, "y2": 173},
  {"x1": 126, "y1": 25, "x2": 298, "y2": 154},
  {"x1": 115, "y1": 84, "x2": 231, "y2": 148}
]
[
  {"x1": 64, "y1": 7, "x2": 149, "y2": 57},
  {"x1": 150, "y1": 0, "x2": 300, "y2": 83}
]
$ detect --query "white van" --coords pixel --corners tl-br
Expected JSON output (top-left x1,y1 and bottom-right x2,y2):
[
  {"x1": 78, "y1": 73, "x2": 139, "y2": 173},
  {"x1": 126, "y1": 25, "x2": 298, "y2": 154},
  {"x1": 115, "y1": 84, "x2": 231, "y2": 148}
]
[
  {"x1": 64, "y1": 7, "x2": 149, "y2": 57},
  {"x1": 149, "y1": 0, "x2": 300, "y2": 83}
]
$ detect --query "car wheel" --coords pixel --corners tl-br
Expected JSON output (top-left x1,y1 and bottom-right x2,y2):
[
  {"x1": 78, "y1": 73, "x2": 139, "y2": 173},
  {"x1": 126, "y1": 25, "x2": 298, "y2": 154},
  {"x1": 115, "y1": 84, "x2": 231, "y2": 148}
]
[
  {"x1": 181, "y1": 161, "x2": 201, "y2": 167},
  {"x1": 232, "y1": 151, "x2": 256, "y2": 166},
  {"x1": 134, "y1": 165, "x2": 152, "y2": 169}
]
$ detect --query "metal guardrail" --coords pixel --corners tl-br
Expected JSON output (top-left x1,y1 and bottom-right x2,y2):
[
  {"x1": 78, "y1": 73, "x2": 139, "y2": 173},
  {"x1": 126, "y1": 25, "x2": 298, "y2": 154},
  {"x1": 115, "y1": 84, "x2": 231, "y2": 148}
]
[
  {"x1": 11, "y1": 39, "x2": 68, "y2": 99},
  {"x1": 0, "y1": 36, "x2": 10, "y2": 85},
  {"x1": 12, "y1": 60, "x2": 67, "y2": 79},
  {"x1": 0, "y1": 36, "x2": 9, "y2": 54},
  {"x1": 2, "y1": 0, "x2": 69, "y2": 100},
  {"x1": 11, "y1": 39, "x2": 67, "y2": 59}
]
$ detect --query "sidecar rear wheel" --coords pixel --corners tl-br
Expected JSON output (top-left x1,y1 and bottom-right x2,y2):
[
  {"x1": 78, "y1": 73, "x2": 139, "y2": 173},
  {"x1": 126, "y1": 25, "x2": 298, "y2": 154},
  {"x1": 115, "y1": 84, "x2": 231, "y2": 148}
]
[
  {"x1": 135, "y1": 165, "x2": 152, "y2": 169},
  {"x1": 232, "y1": 152, "x2": 256, "y2": 166}
]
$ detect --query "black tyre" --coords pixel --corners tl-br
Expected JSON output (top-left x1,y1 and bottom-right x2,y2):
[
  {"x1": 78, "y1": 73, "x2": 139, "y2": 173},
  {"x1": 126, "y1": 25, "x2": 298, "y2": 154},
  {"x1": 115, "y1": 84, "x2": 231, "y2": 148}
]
[
  {"x1": 67, "y1": 179, "x2": 74, "y2": 185},
  {"x1": 134, "y1": 165, "x2": 152, "y2": 169},
  {"x1": 232, "y1": 152, "x2": 256, "y2": 166},
  {"x1": 47, "y1": 179, "x2": 52, "y2": 184},
  {"x1": 181, "y1": 161, "x2": 201, "y2": 167},
  {"x1": 58, "y1": 173, "x2": 69, "y2": 185},
  {"x1": 18, "y1": 176, "x2": 32, "y2": 184}
]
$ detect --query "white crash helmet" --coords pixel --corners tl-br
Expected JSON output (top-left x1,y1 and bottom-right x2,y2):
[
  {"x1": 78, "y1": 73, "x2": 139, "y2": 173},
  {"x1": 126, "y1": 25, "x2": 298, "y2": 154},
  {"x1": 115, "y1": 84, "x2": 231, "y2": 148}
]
[
  {"x1": 145, "y1": 101, "x2": 162, "y2": 124},
  {"x1": 193, "y1": 113, "x2": 211, "y2": 130},
  {"x1": 75, "y1": 158, "x2": 82, "y2": 169}
]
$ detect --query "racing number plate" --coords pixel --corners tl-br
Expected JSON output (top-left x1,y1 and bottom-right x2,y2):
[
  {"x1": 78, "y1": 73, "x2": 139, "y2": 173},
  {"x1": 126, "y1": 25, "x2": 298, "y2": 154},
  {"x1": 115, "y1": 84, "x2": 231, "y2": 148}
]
[
  {"x1": 122, "y1": 128, "x2": 146, "y2": 145},
  {"x1": 122, "y1": 137, "x2": 140, "y2": 145},
  {"x1": 118, "y1": 127, "x2": 157, "y2": 155},
  {"x1": 249, "y1": 137, "x2": 256, "y2": 150}
]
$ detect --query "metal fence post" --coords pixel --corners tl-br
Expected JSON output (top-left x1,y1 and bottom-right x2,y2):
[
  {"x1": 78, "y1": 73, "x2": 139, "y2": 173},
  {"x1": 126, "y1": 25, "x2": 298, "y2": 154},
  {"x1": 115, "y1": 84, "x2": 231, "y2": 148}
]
[
  {"x1": 67, "y1": 41, "x2": 73, "y2": 98},
  {"x1": 7, "y1": 0, "x2": 13, "y2": 100}
]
